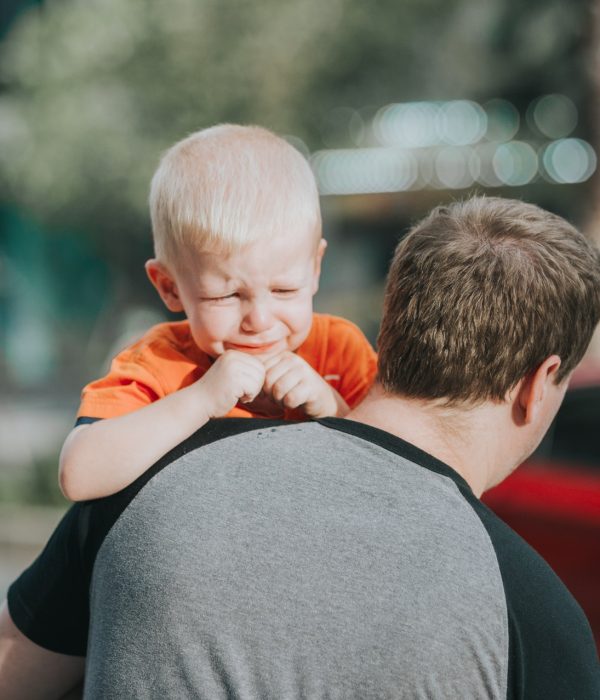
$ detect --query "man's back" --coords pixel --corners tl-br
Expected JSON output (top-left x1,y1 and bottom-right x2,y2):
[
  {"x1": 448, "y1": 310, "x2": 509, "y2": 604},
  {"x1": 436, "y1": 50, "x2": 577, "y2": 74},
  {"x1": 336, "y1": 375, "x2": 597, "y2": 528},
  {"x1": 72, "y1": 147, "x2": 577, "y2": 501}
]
[{"x1": 10, "y1": 419, "x2": 599, "y2": 699}]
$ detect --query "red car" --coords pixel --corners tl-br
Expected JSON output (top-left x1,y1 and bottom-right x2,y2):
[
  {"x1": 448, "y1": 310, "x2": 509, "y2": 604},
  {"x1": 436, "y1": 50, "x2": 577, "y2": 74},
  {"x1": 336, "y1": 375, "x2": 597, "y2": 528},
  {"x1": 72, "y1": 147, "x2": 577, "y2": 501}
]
[{"x1": 482, "y1": 380, "x2": 600, "y2": 651}]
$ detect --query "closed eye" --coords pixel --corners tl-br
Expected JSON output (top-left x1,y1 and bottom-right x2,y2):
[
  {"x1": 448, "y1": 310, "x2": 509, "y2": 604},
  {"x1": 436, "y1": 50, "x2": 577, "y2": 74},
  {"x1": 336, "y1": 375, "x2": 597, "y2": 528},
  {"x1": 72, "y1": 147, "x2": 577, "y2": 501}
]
[
  {"x1": 201, "y1": 293, "x2": 239, "y2": 302},
  {"x1": 272, "y1": 288, "x2": 299, "y2": 295}
]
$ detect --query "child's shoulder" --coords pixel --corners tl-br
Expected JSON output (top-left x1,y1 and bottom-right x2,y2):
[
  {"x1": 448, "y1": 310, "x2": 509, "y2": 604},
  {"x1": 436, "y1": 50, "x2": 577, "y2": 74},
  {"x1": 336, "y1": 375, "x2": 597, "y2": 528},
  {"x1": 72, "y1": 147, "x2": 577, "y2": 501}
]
[
  {"x1": 306, "y1": 313, "x2": 376, "y2": 364},
  {"x1": 311, "y1": 312, "x2": 371, "y2": 341},
  {"x1": 305, "y1": 313, "x2": 377, "y2": 406},
  {"x1": 121, "y1": 320, "x2": 200, "y2": 363},
  {"x1": 136, "y1": 320, "x2": 193, "y2": 347}
]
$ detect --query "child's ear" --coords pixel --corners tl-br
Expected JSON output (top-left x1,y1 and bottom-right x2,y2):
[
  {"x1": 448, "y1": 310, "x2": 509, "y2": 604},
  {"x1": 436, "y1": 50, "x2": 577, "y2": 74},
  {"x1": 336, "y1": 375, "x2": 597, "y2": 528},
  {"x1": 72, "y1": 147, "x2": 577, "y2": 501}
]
[
  {"x1": 311, "y1": 239, "x2": 327, "y2": 294},
  {"x1": 145, "y1": 259, "x2": 184, "y2": 312}
]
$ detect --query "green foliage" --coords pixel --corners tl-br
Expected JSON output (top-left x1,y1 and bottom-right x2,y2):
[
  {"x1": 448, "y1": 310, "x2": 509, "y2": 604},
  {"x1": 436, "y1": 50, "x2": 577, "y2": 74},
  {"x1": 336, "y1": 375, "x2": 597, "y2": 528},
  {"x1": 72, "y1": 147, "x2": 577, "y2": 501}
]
[
  {"x1": 0, "y1": 452, "x2": 67, "y2": 506},
  {"x1": 0, "y1": 0, "x2": 352, "y2": 239},
  {"x1": 0, "y1": 0, "x2": 591, "y2": 251}
]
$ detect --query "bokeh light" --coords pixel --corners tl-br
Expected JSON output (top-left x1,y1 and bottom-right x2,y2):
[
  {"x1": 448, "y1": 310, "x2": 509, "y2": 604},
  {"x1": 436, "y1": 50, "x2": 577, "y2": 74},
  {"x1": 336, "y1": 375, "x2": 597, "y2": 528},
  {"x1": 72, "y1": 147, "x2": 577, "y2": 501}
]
[
  {"x1": 529, "y1": 94, "x2": 578, "y2": 139},
  {"x1": 311, "y1": 148, "x2": 418, "y2": 195},
  {"x1": 484, "y1": 99, "x2": 520, "y2": 142},
  {"x1": 314, "y1": 106, "x2": 597, "y2": 193},
  {"x1": 434, "y1": 147, "x2": 476, "y2": 189},
  {"x1": 438, "y1": 101, "x2": 487, "y2": 146},
  {"x1": 492, "y1": 141, "x2": 538, "y2": 186},
  {"x1": 542, "y1": 138, "x2": 596, "y2": 183},
  {"x1": 373, "y1": 102, "x2": 441, "y2": 148},
  {"x1": 475, "y1": 143, "x2": 503, "y2": 187}
]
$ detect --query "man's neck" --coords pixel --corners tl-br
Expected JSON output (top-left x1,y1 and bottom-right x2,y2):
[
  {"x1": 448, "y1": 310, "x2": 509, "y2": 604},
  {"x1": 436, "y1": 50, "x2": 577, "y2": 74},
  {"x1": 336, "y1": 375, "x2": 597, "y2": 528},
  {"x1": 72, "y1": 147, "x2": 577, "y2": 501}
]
[{"x1": 347, "y1": 385, "x2": 516, "y2": 498}]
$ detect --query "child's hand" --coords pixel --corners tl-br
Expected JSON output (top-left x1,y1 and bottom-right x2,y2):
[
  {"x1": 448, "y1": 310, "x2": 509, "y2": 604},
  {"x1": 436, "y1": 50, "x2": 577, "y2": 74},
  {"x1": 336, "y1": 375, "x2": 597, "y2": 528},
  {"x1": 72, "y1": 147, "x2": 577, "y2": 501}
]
[
  {"x1": 198, "y1": 350, "x2": 266, "y2": 418},
  {"x1": 262, "y1": 351, "x2": 349, "y2": 418}
]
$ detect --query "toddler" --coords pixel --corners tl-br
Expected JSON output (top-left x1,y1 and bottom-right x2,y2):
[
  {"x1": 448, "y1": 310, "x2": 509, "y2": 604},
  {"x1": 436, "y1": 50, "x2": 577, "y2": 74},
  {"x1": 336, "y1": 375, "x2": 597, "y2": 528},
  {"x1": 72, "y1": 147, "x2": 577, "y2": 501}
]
[{"x1": 59, "y1": 125, "x2": 377, "y2": 500}]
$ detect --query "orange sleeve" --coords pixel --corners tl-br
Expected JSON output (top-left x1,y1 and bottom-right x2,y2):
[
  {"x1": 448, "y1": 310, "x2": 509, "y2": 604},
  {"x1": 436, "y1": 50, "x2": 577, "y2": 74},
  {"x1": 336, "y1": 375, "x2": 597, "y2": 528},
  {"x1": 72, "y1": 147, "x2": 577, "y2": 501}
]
[
  {"x1": 303, "y1": 314, "x2": 378, "y2": 409},
  {"x1": 78, "y1": 353, "x2": 166, "y2": 420},
  {"x1": 77, "y1": 323, "x2": 205, "y2": 420}
]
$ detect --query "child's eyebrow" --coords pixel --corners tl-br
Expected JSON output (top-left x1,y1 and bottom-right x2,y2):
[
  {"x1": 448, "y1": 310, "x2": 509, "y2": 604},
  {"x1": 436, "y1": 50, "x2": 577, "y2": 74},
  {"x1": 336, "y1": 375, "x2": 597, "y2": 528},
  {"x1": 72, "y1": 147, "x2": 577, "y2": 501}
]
[
  {"x1": 195, "y1": 282, "x2": 236, "y2": 296},
  {"x1": 271, "y1": 270, "x2": 310, "y2": 284},
  {"x1": 197, "y1": 288, "x2": 234, "y2": 297}
]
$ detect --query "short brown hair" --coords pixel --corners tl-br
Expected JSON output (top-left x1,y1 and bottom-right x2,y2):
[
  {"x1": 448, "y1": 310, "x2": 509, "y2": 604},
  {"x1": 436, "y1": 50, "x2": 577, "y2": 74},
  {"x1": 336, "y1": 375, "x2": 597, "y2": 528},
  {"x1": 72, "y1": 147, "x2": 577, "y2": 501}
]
[{"x1": 377, "y1": 196, "x2": 600, "y2": 404}]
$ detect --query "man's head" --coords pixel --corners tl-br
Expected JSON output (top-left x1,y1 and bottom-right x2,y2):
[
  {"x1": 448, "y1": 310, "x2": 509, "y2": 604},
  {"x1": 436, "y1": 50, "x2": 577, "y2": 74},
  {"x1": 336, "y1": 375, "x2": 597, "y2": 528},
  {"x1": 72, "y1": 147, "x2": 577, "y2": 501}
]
[
  {"x1": 378, "y1": 196, "x2": 600, "y2": 405},
  {"x1": 145, "y1": 124, "x2": 325, "y2": 358}
]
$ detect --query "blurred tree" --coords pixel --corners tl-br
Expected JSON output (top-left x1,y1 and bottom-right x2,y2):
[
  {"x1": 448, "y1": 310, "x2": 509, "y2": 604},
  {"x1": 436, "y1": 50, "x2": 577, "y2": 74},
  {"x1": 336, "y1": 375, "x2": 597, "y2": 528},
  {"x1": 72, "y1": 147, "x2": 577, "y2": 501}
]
[
  {"x1": 0, "y1": 0, "x2": 38, "y2": 39},
  {"x1": 0, "y1": 0, "x2": 590, "y2": 260},
  {"x1": 0, "y1": 0, "x2": 441, "y2": 254}
]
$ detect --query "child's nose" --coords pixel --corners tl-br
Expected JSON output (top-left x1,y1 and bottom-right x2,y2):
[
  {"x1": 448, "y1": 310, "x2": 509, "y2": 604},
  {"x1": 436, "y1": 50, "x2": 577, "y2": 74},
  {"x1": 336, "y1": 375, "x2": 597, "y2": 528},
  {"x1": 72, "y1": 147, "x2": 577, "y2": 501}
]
[{"x1": 240, "y1": 299, "x2": 273, "y2": 333}]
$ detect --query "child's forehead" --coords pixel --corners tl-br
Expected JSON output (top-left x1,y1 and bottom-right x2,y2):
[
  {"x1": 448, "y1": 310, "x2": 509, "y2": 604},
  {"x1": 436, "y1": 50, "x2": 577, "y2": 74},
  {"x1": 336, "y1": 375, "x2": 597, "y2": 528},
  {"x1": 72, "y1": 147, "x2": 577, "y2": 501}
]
[
  {"x1": 189, "y1": 226, "x2": 320, "y2": 262},
  {"x1": 177, "y1": 232, "x2": 320, "y2": 281}
]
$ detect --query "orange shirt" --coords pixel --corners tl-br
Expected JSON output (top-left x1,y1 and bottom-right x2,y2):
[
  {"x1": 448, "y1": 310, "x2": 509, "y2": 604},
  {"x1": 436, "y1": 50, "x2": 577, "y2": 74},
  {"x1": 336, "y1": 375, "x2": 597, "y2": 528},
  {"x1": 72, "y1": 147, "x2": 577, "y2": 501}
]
[{"x1": 78, "y1": 313, "x2": 377, "y2": 421}]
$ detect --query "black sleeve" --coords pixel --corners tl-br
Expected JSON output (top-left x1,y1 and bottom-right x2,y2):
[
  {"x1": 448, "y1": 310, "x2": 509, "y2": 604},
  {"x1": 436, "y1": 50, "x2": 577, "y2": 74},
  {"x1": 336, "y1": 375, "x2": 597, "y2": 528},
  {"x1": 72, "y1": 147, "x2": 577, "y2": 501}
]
[
  {"x1": 7, "y1": 505, "x2": 90, "y2": 655},
  {"x1": 467, "y1": 494, "x2": 600, "y2": 699},
  {"x1": 74, "y1": 416, "x2": 102, "y2": 426}
]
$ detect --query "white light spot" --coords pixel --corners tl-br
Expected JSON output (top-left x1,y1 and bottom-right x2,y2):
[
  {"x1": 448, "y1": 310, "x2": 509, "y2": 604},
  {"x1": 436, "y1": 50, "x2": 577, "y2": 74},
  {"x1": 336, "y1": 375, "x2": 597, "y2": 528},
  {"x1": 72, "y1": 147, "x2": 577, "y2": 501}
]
[
  {"x1": 373, "y1": 102, "x2": 441, "y2": 147},
  {"x1": 434, "y1": 147, "x2": 475, "y2": 189},
  {"x1": 438, "y1": 101, "x2": 487, "y2": 145},
  {"x1": 542, "y1": 139, "x2": 596, "y2": 183},
  {"x1": 492, "y1": 141, "x2": 538, "y2": 186},
  {"x1": 311, "y1": 148, "x2": 417, "y2": 195}
]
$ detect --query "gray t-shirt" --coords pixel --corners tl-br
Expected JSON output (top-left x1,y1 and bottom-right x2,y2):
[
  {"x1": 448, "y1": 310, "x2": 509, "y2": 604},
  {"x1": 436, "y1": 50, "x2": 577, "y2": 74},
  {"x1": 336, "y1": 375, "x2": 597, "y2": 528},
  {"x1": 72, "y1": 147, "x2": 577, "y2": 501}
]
[{"x1": 8, "y1": 418, "x2": 600, "y2": 699}]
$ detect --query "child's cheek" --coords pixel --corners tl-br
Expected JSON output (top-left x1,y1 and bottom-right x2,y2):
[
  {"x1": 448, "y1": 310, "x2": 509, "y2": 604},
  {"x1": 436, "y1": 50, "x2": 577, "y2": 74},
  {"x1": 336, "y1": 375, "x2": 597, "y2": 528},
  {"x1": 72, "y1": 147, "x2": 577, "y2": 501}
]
[
  {"x1": 285, "y1": 298, "x2": 315, "y2": 337},
  {"x1": 189, "y1": 307, "x2": 229, "y2": 345}
]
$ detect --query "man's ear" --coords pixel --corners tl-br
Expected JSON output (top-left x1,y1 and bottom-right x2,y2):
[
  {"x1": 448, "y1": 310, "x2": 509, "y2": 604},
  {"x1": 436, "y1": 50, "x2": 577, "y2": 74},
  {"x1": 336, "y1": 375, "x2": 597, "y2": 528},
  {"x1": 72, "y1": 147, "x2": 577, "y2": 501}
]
[
  {"x1": 311, "y1": 238, "x2": 327, "y2": 294},
  {"x1": 515, "y1": 354, "x2": 562, "y2": 425},
  {"x1": 145, "y1": 259, "x2": 184, "y2": 312}
]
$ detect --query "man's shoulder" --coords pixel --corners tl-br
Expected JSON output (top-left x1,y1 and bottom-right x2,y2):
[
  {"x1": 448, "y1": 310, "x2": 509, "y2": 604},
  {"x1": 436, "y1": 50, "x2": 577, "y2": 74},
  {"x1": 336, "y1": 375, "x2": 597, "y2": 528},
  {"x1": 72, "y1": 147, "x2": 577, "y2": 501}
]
[
  {"x1": 467, "y1": 497, "x2": 600, "y2": 696},
  {"x1": 83, "y1": 418, "x2": 514, "y2": 699},
  {"x1": 468, "y1": 495, "x2": 587, "y2": 616},
  {"x1": 471, "y1": 497, "x2": 576, "y2": 598}
]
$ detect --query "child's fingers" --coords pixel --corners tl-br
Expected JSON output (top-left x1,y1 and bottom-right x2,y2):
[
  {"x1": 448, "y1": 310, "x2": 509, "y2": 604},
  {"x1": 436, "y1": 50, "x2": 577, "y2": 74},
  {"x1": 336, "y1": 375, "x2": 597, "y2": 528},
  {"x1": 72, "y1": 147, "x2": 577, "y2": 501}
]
[
  {"x1": 281, "y1": 383, "x2": 312, "y2": 410},
  {"x1": 238, "y1": 376, "x2": 264, "y2": 403},
  {"x1": 261, "y1": 351, "x2": 290, "y2": 371},
  {"x1": 213, "y1": 351, "x2": 266, "y2": 403},
  {"x1": 263, "y1": 353, "x2": 308, "y2": 392},
  {"x1": 238, "y1": 364, "x2": 267, "y2": 403},
  {"x1": 261, "y1": 350, "x2": 308, "y2": 373},
  {"x1": 270, "y1": 368, "x2": 305, "y2": 404},
  {"x1": 226, "y1": 350, "x2": 266, "y2": 372}
]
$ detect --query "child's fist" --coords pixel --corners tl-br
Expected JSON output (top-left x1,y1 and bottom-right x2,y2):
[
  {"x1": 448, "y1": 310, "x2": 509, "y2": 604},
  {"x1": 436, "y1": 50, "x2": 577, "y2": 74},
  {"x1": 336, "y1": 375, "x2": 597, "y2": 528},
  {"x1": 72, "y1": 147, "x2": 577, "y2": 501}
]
[
  {"x1": 198, "y1": 350, "x2": 266, "y2": 418},
  {"x1": 262, "y1": 351, "x2": 349, "y2": 418}
]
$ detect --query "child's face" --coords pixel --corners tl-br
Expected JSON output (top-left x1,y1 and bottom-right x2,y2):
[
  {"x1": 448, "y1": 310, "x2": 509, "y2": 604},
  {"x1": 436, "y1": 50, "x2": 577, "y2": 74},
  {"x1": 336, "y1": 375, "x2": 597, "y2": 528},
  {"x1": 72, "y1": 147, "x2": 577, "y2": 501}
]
[{"x1": 147, "y1": 230, "x2": 325, "y2": 359}]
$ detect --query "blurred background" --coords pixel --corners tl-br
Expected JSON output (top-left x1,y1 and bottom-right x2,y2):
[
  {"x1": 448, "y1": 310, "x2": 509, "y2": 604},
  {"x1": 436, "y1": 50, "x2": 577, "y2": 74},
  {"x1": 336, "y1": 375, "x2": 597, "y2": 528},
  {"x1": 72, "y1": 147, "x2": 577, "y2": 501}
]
[{"x1": 1, "y1": 0, "x2": 599, "y2": 645}]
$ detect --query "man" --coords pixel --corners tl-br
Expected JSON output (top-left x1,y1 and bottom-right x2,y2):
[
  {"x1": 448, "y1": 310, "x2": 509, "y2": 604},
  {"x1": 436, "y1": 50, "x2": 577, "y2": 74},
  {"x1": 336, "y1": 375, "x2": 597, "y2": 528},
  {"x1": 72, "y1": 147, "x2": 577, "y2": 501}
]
[{"x1": 2, "y1": 197, "x2": 600, "y2": 699}]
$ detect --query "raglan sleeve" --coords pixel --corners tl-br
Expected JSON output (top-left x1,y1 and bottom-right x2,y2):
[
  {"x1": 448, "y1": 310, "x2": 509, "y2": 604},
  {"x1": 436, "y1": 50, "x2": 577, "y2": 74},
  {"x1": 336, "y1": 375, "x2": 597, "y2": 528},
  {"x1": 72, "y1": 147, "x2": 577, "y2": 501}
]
[
  {"x1": 7, "y1": 504, "x2": 92, "y2": 656},
  {"x1": 472, "y1": 501, "x2": 600, "y2": 699},
  {"x1": 324, "y1": 317, "x2": 378, "y2": 409}
]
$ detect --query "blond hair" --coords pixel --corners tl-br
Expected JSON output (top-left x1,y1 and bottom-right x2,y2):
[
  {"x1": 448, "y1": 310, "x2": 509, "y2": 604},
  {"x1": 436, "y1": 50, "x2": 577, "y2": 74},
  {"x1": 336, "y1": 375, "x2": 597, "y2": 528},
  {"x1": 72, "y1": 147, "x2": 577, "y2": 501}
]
[
  {"x1": 377, "y1": 197, "x2": 600, "y2": 404},
  {"x1": 149, "y1": 124, "x2": 321, "y2": 265}
]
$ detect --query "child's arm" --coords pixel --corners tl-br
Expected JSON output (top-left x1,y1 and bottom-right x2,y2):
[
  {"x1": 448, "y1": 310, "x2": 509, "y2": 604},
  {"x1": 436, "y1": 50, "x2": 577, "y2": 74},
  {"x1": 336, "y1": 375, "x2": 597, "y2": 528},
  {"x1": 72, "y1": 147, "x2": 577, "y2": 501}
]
[
  {"x1": 262, "y1": 351, "x2": 350, "y2": 418},
  {"x1": 59, "y1": 351, "x2": 265, "y2": 501}
]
